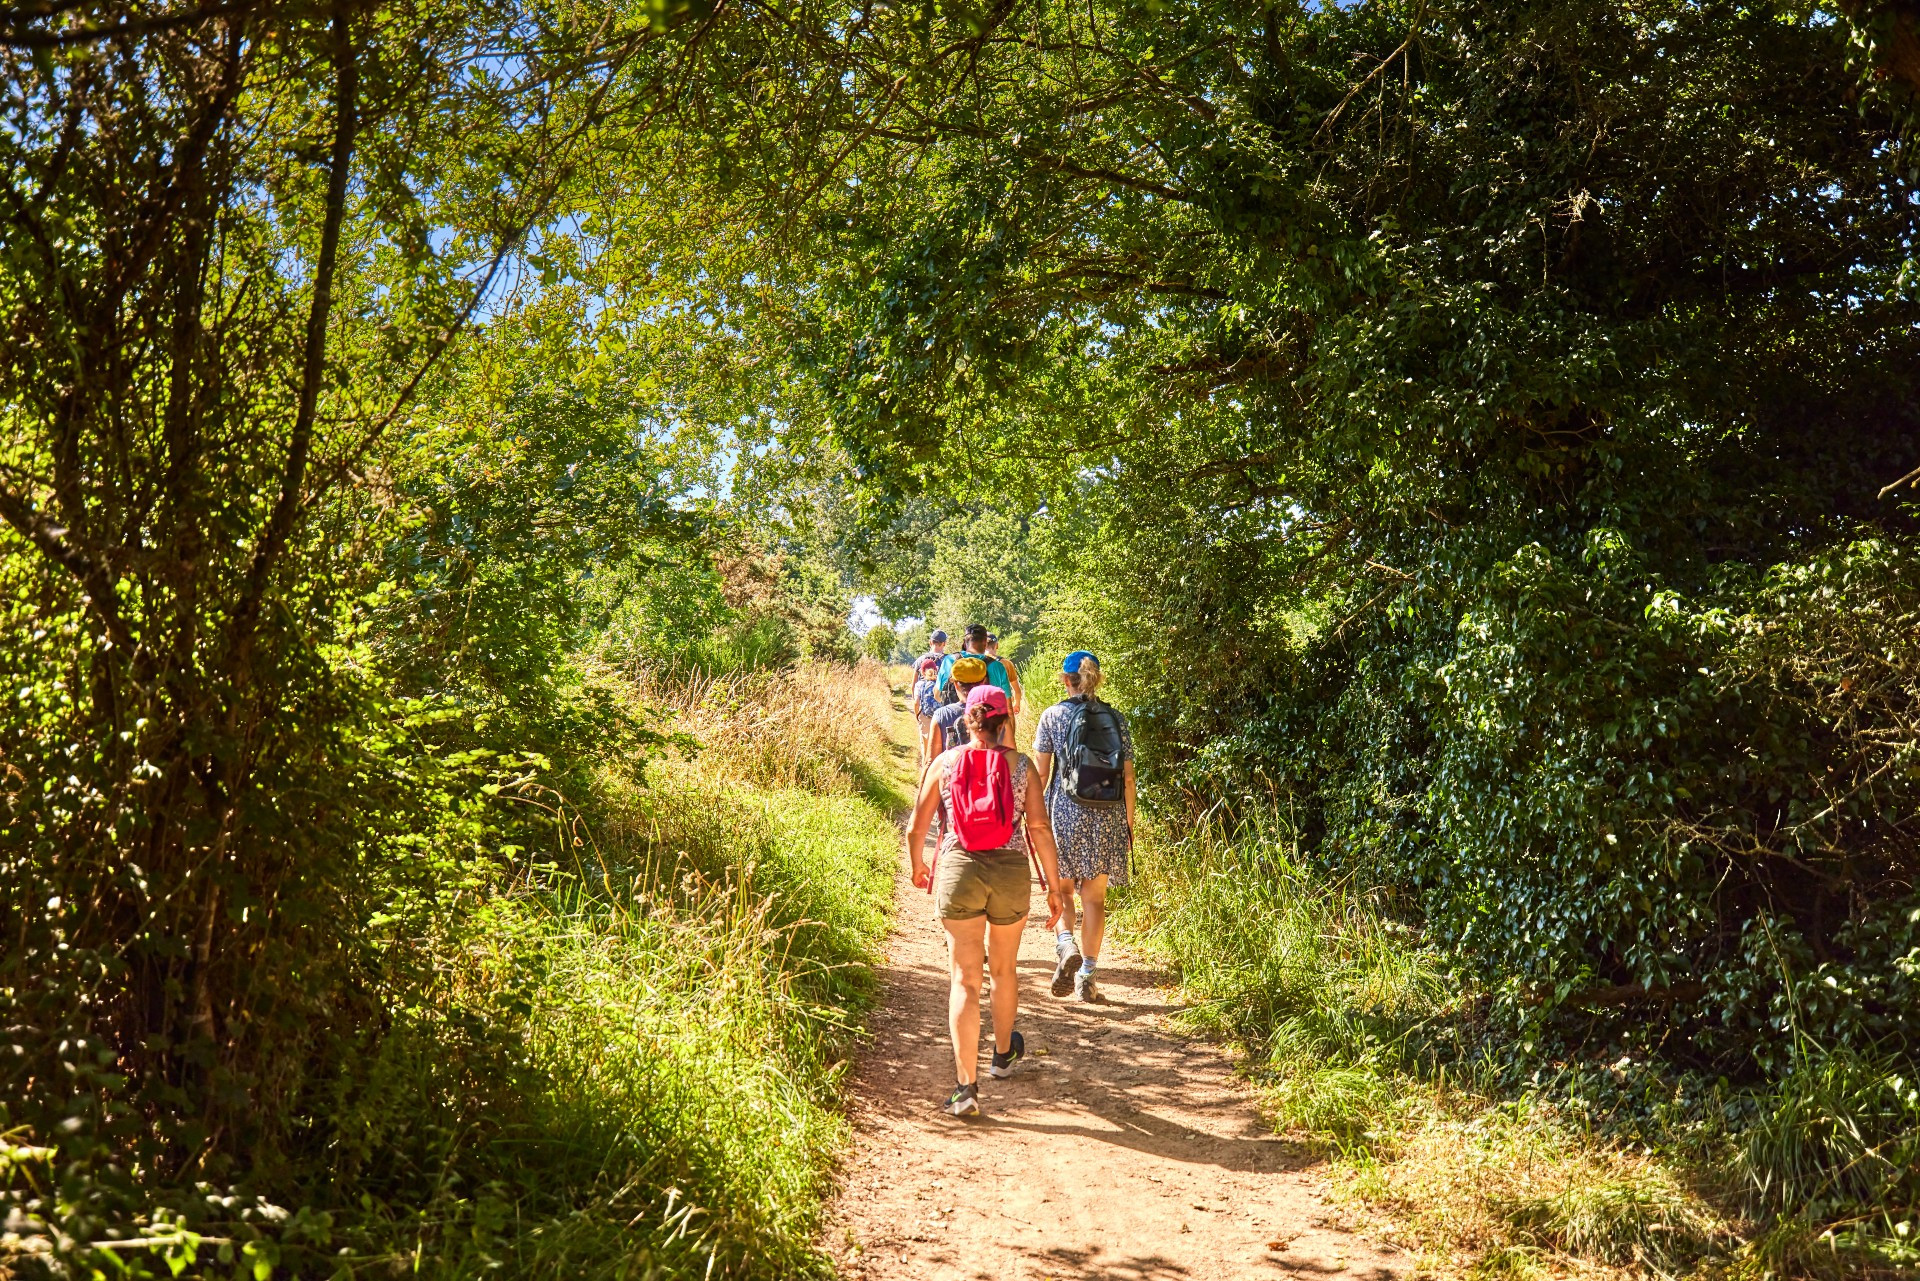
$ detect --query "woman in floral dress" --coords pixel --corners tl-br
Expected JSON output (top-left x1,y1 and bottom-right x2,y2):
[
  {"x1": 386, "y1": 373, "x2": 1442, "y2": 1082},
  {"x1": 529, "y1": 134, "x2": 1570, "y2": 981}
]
[{"x1": 1031, "y1": 651, "x2": 1136, "y2": 1002}]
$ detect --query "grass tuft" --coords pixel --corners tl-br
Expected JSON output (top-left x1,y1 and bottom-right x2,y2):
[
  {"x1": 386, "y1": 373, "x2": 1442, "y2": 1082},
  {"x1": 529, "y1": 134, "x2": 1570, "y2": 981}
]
[
  {"x1": 1726, "y1": 1213, "x2": 1920, "y2": 1281},
  {"x1": 1467, "y1": 1244, "x2": 1555, "y2": 1280},
  {"x1": 1121, "y1": 818, "x2": 1444, "y2": 1067},
  {"x1": 1267, "y1": 1064, "x2": 1404, "y2": 1150},
  {"x1": 1730, "y1": 1052, "x2": 1920, "y2": 1224},
  {"x1": 1499, "y1": 1158, "x2": 1720, "y2": 1269}
]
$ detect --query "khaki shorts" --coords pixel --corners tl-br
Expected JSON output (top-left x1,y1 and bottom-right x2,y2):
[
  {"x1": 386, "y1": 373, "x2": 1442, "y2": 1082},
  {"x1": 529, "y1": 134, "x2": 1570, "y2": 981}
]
[{"x1": 932, "y1": 849, "x2": 1031, "y2": 925}]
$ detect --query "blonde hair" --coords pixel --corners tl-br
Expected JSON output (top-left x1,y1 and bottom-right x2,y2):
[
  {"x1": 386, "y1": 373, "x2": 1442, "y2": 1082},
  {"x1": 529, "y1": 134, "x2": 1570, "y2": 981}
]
[{"x1": 1066, "y1": 656, "x2": 1104, "y2": 700}]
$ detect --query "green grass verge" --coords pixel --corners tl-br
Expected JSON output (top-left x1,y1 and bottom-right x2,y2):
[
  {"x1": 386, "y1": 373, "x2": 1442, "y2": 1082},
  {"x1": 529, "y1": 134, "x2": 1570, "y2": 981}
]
[
  {"x1": 448, "y1": 774, "x2": 897, "y2": 1280},
  {"x1": 319, "y1": 666, "x2": 910, "y2": 1281},
  {"x1": 9, "y1": 769, "x2": 900, "y2": 1281}
]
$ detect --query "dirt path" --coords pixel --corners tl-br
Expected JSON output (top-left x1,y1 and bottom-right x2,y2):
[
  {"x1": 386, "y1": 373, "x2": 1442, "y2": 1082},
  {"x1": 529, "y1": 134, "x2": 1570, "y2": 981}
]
[{"x1": 825, "y1": 679, "x2": 1411, "y2": 1281}]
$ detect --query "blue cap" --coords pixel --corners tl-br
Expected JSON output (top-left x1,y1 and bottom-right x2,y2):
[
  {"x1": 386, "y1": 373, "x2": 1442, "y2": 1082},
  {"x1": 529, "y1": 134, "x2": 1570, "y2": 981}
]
[
  {"x1": 1062, "y1": 650, "x2": 1098, "y2": 673},
  {"x1": 930, "y1": 630, "x2": 948, "y2": 642}
]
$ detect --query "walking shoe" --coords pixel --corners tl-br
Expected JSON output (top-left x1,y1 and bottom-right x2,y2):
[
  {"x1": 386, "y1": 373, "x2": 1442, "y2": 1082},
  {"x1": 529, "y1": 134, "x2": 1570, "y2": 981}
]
[
  {"x1": 944, "y1": 1081, "x2": 981, "y2": 1117},
  {"x1": 1051, "y1": 935, "x2": 1083, "y2": 997},
  {"x1": 987, "y1": 1029, "x2": 1024, "y2": 1078},
  {"x1": 1074, "y1": 971, "x2": 1101, "y2": 1003}
]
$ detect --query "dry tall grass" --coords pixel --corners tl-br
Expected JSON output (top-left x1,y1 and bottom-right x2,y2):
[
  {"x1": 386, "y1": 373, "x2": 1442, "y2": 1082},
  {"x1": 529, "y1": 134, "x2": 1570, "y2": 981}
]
[{"x1": 615, "y1": 657, "x2": 895, "y2": 795}]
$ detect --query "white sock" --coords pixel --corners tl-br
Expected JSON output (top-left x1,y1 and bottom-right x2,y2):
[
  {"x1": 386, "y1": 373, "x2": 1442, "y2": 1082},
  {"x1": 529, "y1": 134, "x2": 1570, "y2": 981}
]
[
  {"x1": 1057, "y1": 929, "x2": 1076, "y2": 949},
  {"x1": 1080, "y1": 956, "x2": 1098, "y2": 977}
]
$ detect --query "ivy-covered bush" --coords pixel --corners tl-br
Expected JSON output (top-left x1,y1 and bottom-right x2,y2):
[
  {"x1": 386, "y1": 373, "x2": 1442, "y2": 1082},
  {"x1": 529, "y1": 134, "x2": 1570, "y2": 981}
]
[{"x1": 1116, "y1": 524, "x2": 1920, "y2": 1073}]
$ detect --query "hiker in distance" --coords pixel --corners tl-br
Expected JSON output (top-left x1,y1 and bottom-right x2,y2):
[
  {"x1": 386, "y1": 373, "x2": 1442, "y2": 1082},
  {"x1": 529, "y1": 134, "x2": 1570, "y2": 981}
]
[
  {"x1": 912, "y1": 630, "x2": 949, "y2": 766},
  {"x1": 923, "y1": 654, "x2": 988, "y2": 768},
  {"x1": 907, "y1": 684, "x2": 1067, "y2": 1118},
  {"x1": 937, "y1": 623, "x2": 1018, "y2": 742},
  {"x1": 1033, "y1": 651, "x2": 1136, "y2": 1003},
  {"x1": 936, "y1": 623, "x2": 1013, "y2": 703}
]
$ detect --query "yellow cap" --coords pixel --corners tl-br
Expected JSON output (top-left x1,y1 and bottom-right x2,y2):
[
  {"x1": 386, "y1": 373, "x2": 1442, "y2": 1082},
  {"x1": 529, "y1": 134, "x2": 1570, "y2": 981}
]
[{"x1": 950, "y1": 656, "x2": 989, "y2": 683}]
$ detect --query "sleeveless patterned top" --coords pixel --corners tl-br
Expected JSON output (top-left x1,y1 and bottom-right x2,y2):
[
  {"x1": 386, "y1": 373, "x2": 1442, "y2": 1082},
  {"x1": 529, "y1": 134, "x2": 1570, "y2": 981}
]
[{"x1": 937, "y1": 746, "x2": 1032, "y2": 858}]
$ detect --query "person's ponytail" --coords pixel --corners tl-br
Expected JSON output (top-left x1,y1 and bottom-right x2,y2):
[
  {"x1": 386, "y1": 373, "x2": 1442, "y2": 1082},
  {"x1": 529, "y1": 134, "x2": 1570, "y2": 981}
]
[
  {"x1": 964, "y1": 706, "x2": 1010, "y2": 743},
  {"x1": 1067, "y1": 656, "x2": 1103, "y2": 702}
]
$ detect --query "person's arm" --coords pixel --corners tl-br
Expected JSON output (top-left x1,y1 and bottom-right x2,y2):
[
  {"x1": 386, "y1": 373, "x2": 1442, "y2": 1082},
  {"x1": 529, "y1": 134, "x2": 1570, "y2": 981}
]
[
  {"x1": 1022, "y1": 763, "x2": 1068, "y2": 928},
  {"x1": 1123, "y1": 760, "x2": 1137, "y2": 835},
  {"x1": 1030, "y1": 708, "x2": 1054, "y2": 790},
  {"x1": 1006, "y1": 661, "x2": 1024, "y2": 714},
  {"x1": 908, "y1": 755, "x2": 945, "y2": 888}
]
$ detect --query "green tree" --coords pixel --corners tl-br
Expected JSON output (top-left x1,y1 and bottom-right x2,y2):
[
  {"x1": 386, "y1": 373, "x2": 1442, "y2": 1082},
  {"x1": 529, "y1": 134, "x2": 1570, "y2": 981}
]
[
  {"x1": 0, "y1": 0, "x2": 730, "y2": 1255},
  {"x1": 927, "y1": 507, "x2": 1055, "y2": 664},
  {"x1": 863, "y1": 622, "x2": 898, "y2": 662},
  {"x1": 892, "y1": 619, "x2": 931, "y2": 662}
]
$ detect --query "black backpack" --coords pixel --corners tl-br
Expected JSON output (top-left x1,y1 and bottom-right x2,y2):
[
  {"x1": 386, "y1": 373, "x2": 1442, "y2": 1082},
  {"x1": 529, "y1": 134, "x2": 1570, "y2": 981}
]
[
  {"x1": 941, "y1": 707, "x2": 970, "y2": 752},
  {"x1": 1058, "y1": 696, "x2": 1125, "y2": 808}
]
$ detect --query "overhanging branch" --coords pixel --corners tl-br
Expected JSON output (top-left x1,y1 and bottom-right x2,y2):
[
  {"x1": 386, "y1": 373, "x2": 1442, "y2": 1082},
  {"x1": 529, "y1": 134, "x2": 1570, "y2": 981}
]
[{"x1": 0, "y1": 482, "x2": 133, "y2": 648}]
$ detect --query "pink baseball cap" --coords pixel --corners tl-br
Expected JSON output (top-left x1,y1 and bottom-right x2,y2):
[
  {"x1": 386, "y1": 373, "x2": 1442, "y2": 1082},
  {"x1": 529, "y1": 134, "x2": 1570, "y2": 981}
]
[{"x1": 964, "y1": 684, "x2": 1010, "y2": 716}]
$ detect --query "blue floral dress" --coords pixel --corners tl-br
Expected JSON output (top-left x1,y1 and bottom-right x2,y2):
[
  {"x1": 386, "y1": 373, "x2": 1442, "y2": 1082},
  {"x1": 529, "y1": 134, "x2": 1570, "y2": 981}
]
[{"x1": 1033, "y1": 699, "x2": 1134, "y2": 885}]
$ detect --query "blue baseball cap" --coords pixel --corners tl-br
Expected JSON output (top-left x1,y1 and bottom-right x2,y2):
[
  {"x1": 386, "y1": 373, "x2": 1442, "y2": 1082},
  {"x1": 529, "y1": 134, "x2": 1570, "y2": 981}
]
[
  {"x1": 1062, "y1": 650, "x2": 1098, "y2": 673},
  {"x1": 930, "y1": 630, "x2": 948, "y2": 642}
]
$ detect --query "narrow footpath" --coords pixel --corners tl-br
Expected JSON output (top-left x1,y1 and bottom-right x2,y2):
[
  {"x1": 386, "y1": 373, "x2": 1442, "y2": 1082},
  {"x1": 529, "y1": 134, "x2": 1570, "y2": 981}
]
[{"x1": 825, "y1": 679, "x2": 1410, "y2": 1281}]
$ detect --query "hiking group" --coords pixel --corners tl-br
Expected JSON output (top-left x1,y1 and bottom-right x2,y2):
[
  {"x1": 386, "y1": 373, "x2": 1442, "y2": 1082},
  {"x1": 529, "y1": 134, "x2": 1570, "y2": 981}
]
[{"x1": 905, "y1": 625, "x2": 1136, "y2": 1118}]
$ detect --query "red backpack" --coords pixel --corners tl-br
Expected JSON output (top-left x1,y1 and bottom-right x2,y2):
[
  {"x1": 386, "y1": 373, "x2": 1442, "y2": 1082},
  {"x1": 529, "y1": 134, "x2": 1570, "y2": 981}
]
[{"x1": 948, "y1": 747, "x2": 1018, "y2": 851}]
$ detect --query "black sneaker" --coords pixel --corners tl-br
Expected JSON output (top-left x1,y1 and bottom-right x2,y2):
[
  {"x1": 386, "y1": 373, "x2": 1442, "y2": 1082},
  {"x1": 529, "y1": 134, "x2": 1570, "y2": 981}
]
[
  {"x1": 944, "y1": 1081, "x2": 981, "y2": 1117},
  {"x1": 1051, "y1": 935, "x2": 1083, "y2": 997},
  {"x1": 987, "y1": 1029, "x2": 1025, "y2": 1079}
]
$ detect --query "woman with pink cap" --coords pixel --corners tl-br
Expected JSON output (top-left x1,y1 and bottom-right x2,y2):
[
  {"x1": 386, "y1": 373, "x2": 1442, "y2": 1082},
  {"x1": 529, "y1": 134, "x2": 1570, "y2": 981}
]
[{"x1": 906, "y1": 684, "x2": 1067, "y2": 1117}]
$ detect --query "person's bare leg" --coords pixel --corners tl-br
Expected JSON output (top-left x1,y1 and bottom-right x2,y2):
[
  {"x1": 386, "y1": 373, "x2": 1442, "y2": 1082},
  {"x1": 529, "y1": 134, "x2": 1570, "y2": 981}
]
[
  {"x1": 942, "y1": 917, "x2": 987, "y2": 1084},
  {"x1": 1078, "y1": 875, "x2": 1110, "y2": 961},
  {"x1": 985, "y1": 917, "x2": 1025, "y2": 1053}
]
